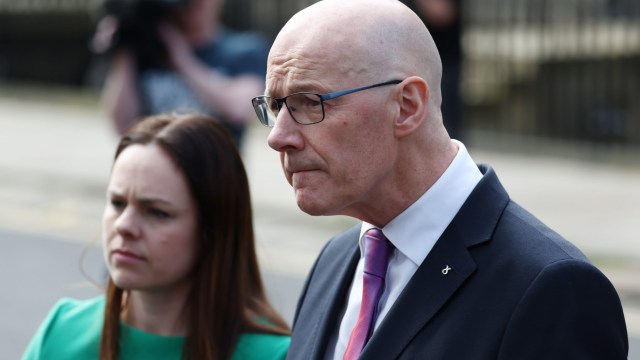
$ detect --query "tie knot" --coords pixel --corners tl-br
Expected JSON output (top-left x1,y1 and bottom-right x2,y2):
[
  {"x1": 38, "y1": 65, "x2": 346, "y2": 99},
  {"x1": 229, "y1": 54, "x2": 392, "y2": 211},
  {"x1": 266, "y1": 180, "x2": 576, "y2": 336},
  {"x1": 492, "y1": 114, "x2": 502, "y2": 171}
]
[{"x1": 363, "y1": 228, "x2": 393, "y2": 279}]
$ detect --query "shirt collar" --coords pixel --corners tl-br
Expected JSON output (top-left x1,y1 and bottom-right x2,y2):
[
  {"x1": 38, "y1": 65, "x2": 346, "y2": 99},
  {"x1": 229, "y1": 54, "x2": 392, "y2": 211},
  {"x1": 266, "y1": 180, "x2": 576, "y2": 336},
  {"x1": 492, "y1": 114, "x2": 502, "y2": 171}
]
[{"x1": 360, "y1": 140, "x2": 482, "y2": 265}]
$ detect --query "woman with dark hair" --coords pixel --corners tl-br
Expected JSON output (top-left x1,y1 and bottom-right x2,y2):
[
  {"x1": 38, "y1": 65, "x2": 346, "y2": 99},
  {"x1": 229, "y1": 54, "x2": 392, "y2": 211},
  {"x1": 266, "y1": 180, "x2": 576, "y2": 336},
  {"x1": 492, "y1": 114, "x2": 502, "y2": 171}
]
[{"x1": 22, "y1": 113, "x2": 290, "y2": 359}]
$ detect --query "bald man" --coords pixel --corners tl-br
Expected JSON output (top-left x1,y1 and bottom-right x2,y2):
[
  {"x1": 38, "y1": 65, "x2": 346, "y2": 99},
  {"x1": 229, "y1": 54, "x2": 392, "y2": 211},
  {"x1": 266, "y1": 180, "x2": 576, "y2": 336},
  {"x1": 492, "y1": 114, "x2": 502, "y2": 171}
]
[{"x1": 251, "y1": 1, "x2": 628, "y2": 359}]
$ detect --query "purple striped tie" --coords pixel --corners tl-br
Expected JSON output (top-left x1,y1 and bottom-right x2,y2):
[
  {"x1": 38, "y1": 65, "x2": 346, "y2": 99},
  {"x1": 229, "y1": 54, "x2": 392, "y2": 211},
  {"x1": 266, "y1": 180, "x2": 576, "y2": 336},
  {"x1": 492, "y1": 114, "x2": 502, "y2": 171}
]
[{"x1": 343, "y1": 228, "x2": 393, "y2": 359}]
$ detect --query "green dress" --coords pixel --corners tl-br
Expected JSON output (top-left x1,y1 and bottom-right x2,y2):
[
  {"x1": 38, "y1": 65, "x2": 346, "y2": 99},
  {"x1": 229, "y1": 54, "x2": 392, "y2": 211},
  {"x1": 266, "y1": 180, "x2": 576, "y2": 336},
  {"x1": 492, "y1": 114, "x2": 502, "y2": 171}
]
[{"x1": 22, "y1": 296, "x2": 290, "y2": 360}]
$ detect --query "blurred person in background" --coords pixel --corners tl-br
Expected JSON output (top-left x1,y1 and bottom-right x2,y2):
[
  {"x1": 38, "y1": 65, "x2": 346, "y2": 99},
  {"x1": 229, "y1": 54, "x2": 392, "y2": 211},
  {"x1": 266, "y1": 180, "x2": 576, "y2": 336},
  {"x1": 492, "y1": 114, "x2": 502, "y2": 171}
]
[
  {"x1": 252, "y1": 0, "x2": 628, "y2": 358},
  {"x1": 94, "y1": 0, "x2": 268, "y2": 146},
  {"x1": 401, "y1": 0, "x2": 464, "y2": 141},
  {"x1": 22, "y1": 113, "x2": 290, "y2": 359}
]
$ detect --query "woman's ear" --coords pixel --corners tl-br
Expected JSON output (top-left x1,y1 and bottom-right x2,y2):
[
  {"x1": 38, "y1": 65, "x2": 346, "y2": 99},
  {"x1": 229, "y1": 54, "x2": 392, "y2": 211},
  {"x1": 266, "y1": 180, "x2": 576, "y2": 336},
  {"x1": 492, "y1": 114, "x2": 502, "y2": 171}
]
[{"x1": 394, "y1": 76, "x2": 428, "y2": 138}]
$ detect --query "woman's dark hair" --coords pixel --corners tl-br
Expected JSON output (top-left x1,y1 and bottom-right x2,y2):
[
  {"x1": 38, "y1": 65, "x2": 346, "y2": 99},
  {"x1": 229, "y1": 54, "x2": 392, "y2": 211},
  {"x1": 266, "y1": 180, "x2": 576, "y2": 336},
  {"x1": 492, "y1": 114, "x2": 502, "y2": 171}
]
[{"x1": 100, "y1": 113, "x2": 290, "y2": 360}]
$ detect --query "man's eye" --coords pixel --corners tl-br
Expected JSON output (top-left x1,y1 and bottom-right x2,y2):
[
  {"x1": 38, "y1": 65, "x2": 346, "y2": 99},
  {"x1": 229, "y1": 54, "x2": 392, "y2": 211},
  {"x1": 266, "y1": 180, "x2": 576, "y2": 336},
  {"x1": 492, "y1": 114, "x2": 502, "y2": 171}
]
[
  {"x1": 296, "y1": 94, "x2": 320, "y2": 109},
  {"x1": 268, "y1": 99, "x2": 280, "y2": 112},
  {"x1": 110, "y1": 199, "x2": 125, "y2": 210},
  {"x1": 301, "y1": 95, "x2": 321, "y2": 108},
  {"x1": 288, "y1": 94, "x2": 320, "y2": 113}
]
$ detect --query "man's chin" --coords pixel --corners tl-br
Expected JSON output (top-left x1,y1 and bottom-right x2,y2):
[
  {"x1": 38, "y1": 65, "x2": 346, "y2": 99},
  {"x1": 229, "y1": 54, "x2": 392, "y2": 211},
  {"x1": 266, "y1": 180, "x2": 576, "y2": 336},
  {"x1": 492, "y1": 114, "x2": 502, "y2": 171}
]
[
  {"x1": 295, "y1": 193, "x2": 332, "y2": 216},
  {"x1": 297, "y1": 201, "x2": 325, "y2": 216}
]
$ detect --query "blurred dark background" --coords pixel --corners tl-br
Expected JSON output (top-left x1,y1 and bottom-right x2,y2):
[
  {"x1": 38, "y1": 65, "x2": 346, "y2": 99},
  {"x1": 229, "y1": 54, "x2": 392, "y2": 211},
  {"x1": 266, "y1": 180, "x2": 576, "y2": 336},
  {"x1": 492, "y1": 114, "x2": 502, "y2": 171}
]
[{"x1": 0, "y1": 0, "x2": 638, "y2": 161}]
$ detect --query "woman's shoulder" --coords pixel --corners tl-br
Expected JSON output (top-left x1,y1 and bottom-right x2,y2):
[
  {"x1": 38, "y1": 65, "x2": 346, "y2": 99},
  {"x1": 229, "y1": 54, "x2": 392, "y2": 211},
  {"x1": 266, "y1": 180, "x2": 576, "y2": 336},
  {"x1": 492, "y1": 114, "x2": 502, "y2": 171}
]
[
  {"x1": 35, "y1": 296, "x2": 104, "y2": 334},
  {"x1": 51, "y1": 296, "x2": 105, "y2": 318},
  {"x1": 21, "y1": 296, "x2": 104, "y2": 360},
  {"x1": 232, "y1": 332, "x2": 291, "y2": 360}
]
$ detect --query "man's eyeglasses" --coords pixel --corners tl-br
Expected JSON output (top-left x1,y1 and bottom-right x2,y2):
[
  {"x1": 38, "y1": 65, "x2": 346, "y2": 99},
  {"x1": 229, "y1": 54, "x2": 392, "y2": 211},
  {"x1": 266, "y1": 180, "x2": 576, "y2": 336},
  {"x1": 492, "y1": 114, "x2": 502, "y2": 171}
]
[{"x1": 251, "y1": 80, "x2": 402, "y2": 127}]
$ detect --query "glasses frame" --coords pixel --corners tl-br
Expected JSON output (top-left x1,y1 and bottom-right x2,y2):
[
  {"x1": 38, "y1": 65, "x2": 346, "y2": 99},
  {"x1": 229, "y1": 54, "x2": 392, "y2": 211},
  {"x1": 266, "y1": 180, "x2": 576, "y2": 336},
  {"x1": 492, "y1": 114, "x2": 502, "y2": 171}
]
[{"x1": 252, "y1": 79, "x2": 403, "y2": 127}]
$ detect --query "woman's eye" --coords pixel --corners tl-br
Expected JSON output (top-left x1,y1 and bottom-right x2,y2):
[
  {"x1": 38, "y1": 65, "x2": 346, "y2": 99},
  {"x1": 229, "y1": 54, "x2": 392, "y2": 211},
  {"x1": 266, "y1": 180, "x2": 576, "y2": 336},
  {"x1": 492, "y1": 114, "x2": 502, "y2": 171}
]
[{"x1": 148, "y1": 208, "x2": 170, "y2": 220}]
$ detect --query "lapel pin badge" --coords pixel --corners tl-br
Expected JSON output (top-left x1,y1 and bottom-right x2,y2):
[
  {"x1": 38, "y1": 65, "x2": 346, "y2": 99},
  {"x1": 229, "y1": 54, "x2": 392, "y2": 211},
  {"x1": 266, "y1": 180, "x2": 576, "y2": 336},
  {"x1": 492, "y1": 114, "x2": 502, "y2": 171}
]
[{"x1": 442, "y1": 265, "x2": 452, "y2": 275}]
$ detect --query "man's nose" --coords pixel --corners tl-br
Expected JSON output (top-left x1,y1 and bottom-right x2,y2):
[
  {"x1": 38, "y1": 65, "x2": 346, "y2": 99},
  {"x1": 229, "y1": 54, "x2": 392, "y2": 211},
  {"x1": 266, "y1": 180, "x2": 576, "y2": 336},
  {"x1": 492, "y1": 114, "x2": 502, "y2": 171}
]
[{"x1": 267, "y1": 105, "x2": 304, "y2": 152}]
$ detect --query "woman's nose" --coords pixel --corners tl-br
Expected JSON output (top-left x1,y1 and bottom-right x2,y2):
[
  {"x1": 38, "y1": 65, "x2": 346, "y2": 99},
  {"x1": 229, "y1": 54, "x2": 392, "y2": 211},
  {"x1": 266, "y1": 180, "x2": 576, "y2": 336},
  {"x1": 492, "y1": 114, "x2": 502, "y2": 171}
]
[{"x1": 114, "y1": 206, "x2": 141, "y2": 239}]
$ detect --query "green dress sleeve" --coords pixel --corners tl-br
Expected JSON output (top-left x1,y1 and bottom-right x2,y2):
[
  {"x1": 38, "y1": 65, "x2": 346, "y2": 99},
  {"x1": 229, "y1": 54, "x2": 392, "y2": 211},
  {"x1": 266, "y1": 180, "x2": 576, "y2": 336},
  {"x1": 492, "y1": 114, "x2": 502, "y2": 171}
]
[
  {"x1": 22, "y1": 299, "x2": 70, "y2": 360},
  {"x1": 21, "y1": 297, "x2": 103, "y2": 360}
]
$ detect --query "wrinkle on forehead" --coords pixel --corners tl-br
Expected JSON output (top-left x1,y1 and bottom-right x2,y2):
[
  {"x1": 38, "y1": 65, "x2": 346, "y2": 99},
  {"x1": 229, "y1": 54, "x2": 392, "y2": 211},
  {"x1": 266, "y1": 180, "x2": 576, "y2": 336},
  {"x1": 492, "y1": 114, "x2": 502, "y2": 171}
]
[
  {"x1": 268, "y1": 47, "x2": 324, "y2": 81},
  {"x1": 266, "y1": 40, "x2": 365, "y2": 96}
]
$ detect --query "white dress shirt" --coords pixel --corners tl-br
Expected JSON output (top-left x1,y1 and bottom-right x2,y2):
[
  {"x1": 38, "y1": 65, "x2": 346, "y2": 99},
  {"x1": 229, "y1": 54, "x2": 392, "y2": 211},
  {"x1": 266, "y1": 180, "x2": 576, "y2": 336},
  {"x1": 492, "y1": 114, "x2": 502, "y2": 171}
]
[{"x1": 327, "y1": 140, "x2": 483, "y2": 359}]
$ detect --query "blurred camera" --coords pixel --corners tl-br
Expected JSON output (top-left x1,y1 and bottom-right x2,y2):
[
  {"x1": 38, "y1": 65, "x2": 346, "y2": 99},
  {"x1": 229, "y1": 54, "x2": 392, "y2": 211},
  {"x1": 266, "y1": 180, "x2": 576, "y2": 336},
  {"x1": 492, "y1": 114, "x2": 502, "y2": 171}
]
[{"x1": 93, "y1": 0, "x2": 190, "y2": 68}]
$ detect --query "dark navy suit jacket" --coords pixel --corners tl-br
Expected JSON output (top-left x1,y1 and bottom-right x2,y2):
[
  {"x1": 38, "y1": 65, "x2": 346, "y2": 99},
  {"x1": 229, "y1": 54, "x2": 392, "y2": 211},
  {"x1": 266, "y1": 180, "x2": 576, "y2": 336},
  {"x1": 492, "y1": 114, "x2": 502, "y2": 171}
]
[{"x1": 287, "y1": 165, "x2": 628, "y2": 359}]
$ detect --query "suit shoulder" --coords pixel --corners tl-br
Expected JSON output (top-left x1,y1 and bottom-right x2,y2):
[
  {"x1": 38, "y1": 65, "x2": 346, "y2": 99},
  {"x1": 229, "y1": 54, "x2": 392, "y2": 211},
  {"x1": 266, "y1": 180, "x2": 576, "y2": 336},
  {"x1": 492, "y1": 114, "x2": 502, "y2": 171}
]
[{"x1": 496, "y1": 201, "x2": 590, "y2": 265}]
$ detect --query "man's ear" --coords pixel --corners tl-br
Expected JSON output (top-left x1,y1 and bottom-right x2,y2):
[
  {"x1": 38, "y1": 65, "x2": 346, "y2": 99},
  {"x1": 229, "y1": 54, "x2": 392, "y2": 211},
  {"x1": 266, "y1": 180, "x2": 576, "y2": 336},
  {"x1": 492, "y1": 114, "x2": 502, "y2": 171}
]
[{"x1": 394, "y1": 77, "x2": 428, "y2": 138}]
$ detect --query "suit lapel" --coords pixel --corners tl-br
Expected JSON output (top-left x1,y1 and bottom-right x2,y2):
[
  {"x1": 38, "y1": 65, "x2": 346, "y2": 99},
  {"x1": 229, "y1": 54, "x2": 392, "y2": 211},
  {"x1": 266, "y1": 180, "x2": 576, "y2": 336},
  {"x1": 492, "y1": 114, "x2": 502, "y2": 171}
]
[
  {"x1": 360, "y1": 165, "x2": 510, "y2": 359},
  {"x1": 360, "y1": 231, "x2": 478, "y2": 359},
  {"x1": 297, "y1": 226, "x2": 361, "y2": 360}
]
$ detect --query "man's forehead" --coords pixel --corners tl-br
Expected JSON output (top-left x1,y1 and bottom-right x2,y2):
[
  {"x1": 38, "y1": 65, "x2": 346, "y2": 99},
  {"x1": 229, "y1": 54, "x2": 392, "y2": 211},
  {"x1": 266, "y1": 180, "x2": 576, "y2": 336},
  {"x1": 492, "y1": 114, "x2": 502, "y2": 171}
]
[
  {"x1": 265, "y1": 72, "x2": 333, "y2": 97},
  {"x1": 266, "y1": 49, "x2": 341, "y2": 96}
]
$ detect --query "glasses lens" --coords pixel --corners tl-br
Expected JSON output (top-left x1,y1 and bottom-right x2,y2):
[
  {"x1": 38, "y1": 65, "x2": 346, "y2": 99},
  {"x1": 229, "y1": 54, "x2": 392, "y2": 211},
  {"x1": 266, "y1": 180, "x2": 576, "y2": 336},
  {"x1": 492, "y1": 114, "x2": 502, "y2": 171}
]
[
  {"x1": 286, "y1": 93, "x2": 324, "y2": 125},
  {"x1": 252, "y1": 97, "x2": 277, "y2": 127},
  {"x1": 253, "y1": 93, "x2": 325, "y2": 127}
]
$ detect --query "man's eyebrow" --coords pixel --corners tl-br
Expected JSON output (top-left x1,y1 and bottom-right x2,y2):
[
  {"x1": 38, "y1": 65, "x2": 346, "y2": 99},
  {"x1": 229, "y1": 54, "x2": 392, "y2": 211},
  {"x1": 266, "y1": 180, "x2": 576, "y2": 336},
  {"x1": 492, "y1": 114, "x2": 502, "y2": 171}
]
[
  {"x1": 267, "y1": 82, "x2": 331, "y2": 97},
  {"x1": 288, "y1": 83, "x2": 320, "y2": 93}
]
